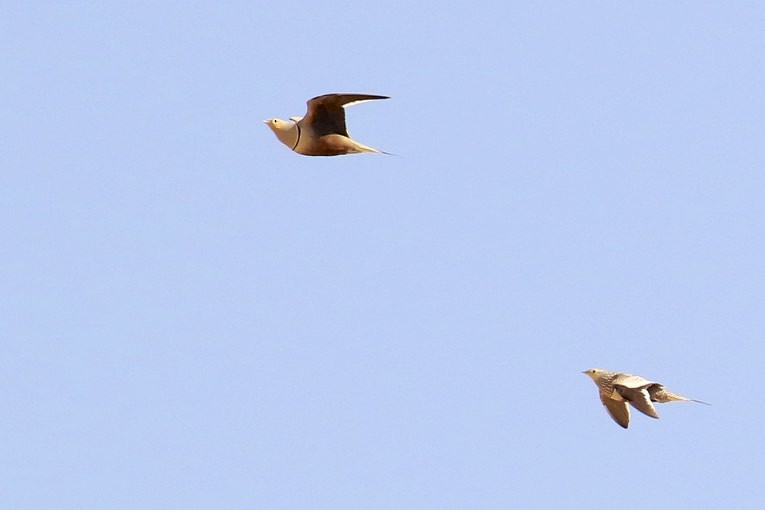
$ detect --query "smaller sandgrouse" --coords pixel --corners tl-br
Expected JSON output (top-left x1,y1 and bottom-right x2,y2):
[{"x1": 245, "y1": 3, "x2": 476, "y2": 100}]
[{"x1": 583, "y1": 368, "x2": 709, "y2": 428}]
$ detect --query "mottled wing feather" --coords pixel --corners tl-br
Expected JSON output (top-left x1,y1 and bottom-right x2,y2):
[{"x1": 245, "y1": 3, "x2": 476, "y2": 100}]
[
  {"x1": 600, "y1": 393, "x2": 630, "y2": 428},
  {"x1": 611, "y1": 373, "x2": 656, "y2": 389},
  {"x1": 303, "y1": 94, "x2": 389, "y2": 137}
]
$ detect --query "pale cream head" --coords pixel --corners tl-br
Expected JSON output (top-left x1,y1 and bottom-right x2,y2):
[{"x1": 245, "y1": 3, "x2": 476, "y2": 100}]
[
  {"x1": 582, "y1": 368, "x2": 607, "y2": 382},
  {"x1": 263, "y1": 118, "x2": 298, "y2": 150}
]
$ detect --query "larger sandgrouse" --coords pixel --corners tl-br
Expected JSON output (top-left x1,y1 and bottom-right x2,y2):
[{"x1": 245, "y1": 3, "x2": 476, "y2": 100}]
[
  {"x1": 264, "y1": 93, "x2": 389, "y2": 156},
  {"x1": 583, "y1": 368, "x2": 708, "y2": 428}
]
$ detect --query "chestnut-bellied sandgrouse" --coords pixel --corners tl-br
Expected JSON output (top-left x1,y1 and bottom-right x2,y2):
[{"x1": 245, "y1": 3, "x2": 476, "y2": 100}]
[
  {"x1": 264, "y1": 93, "x2": 390, "y2": 156},
  {"x1": 582, "y1": 368, "x2": 709, "y2": 428}
]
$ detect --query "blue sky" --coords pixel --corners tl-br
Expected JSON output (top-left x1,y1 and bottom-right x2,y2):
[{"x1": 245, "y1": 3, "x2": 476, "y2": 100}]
[{"x1": 2, "y1": 2, "x2": 764, "y2": 508}]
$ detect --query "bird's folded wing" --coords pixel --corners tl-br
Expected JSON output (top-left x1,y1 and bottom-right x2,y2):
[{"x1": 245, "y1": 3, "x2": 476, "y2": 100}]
[{"x1": 600, "y1": 394, "x2": 630, "y2": 428}]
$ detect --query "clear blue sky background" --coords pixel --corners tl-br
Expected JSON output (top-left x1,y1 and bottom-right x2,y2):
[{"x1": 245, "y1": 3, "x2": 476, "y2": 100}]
[{"x1": 2, "y1": 2, "x2": 764, "y2": 509}]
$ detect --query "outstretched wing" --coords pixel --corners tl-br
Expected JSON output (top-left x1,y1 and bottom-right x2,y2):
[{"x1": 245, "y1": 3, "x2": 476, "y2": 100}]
[
  {"x1": 615, "y1": 385, "x2": 660, "y2": 419},
  {"x1": 600, "y1": 393, "x2": 630, "y2": 428},
  {"x1": 303, "y1": 93, "x2": 389, "y2": 136}
]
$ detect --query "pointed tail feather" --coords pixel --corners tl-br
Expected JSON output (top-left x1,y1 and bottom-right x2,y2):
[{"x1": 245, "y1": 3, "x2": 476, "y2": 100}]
[
  {"x1": 653, "y1": 389, "x2": 710, "y2": 405},
  {"x1": 352, "y1": 140, "x2": 396, "y2": 156}
]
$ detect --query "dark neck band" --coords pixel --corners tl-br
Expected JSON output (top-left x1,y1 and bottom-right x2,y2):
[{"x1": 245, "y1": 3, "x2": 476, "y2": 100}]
[{"x1": 291, "y1": 124, "x2": 301, "y2": 151}]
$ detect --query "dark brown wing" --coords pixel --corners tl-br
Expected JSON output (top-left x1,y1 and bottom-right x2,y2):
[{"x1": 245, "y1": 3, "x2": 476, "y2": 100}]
[{"x1": 301, "y1": 93, "x2": 389, "y2": 136}]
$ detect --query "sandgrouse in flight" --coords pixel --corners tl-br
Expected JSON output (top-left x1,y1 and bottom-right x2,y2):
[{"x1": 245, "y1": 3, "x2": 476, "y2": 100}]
[
  {"x1": 264, "y1": 93, "x2": 390, "y2": 156},
  {"x1": 583, "y1": 368, "x2": 709, "y2": 428}
]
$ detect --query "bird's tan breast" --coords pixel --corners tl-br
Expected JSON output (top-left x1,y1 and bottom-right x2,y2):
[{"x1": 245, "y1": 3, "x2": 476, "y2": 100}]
[{"x1": 295, "y1": 134, "x2": 355, "y2": 156}]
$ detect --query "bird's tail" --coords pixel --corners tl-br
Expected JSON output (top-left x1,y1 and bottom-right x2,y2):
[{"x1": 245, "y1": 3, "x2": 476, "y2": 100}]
[
  {"x1": 661, "y1": 390, "x2": 711, "y2": 405},
  {"x1": 351, "y1": 140, "x2": 396, "y2": 156}
]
